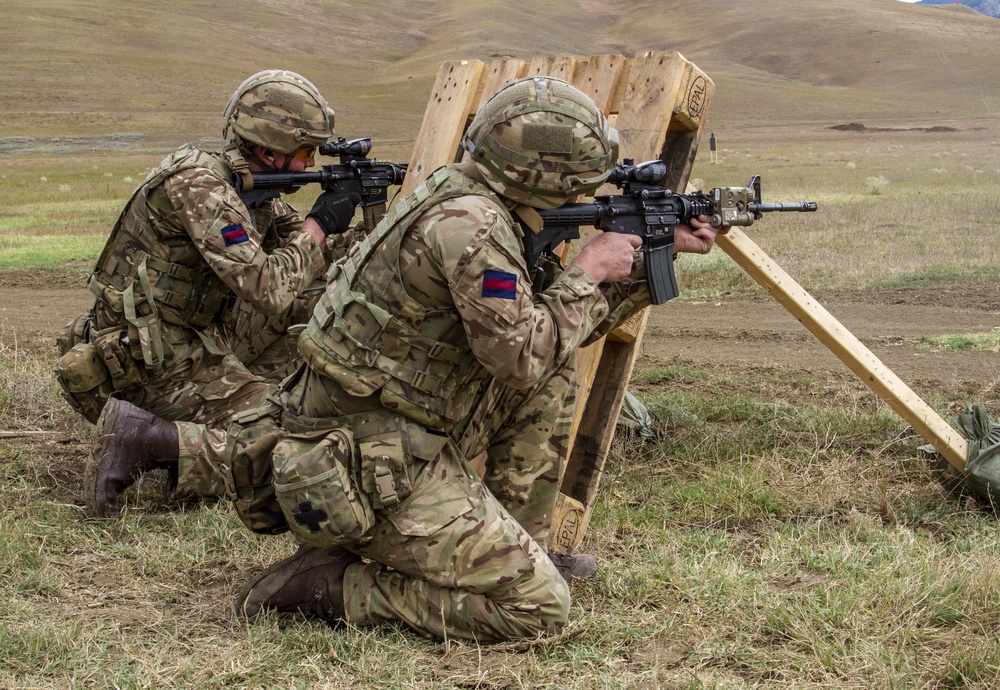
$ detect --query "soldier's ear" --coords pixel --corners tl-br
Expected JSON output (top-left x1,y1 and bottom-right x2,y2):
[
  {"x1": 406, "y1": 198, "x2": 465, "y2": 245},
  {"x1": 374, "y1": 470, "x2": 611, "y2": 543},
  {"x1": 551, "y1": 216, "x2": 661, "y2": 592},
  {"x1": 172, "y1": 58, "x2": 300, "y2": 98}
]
[{"x1": 254, "y1": 145, "x2": 275, "y2": 163}]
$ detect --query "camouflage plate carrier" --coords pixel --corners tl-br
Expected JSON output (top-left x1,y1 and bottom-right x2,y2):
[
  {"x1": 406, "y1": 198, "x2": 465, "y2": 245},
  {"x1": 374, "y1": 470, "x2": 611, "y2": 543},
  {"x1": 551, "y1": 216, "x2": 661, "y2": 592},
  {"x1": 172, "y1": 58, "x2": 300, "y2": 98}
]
[
  {"x1": 297, "y1": 162, "x2": 509, "y2": 433},
  {"x1": 55, "y1": 145, "x2": 236, "y2": 422}
]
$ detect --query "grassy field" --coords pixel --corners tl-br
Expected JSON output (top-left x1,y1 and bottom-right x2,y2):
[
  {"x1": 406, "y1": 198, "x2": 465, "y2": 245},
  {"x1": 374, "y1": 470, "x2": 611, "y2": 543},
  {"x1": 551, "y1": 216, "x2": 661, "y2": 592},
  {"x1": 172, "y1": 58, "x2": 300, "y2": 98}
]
[
  {"x1": 4, "y1": 0, "x2": 1000, "y2": 687},
  {"x1": 4, "y1": 326, "x2": 1000, "y2": 688},
  {"x1": 2, "y1": 127, "x2": 1000, "y2": 688},
  {"x1": 5, "y1": 126, "x2": 998, "y2": 292}
]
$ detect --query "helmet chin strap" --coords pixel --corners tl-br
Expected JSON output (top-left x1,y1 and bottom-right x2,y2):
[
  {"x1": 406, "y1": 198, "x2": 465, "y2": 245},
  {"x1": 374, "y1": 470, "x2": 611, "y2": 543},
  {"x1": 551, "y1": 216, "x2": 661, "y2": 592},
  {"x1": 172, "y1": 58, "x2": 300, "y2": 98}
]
[
  {"x1": 266, "y1": 147, "x2": 297, "y2": 172},
  {"x1": 244, "y1": 143, "x2": 295, "y2": 173},
  {"x1": 223, "y1": 141, "x2": 253, "y2": 192}
]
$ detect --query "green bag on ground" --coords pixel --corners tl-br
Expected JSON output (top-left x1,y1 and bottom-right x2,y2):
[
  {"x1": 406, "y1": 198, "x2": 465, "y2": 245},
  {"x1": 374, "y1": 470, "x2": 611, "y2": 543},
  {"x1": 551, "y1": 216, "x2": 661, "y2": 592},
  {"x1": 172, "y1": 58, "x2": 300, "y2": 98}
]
[
  {"x1": 616, "y1": 391, "x2": 660, "y2": 443},
  {"x1": 921, "y1": 403, "x2": 1000, "y2": 504},
  {"x1": 954, "y1": 403, "x2": 1000, "y2": 504}
]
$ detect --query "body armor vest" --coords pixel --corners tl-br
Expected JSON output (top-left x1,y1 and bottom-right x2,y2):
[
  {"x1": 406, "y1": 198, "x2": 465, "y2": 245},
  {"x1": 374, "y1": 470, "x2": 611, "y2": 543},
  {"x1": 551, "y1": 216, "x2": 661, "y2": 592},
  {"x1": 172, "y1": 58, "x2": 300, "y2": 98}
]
[
  {"x1": 88, "y1": 145, "x2": 235, "y2": 365},
  {"x1": 299, "y1": 163, "x2": 513, "y2": 432}
]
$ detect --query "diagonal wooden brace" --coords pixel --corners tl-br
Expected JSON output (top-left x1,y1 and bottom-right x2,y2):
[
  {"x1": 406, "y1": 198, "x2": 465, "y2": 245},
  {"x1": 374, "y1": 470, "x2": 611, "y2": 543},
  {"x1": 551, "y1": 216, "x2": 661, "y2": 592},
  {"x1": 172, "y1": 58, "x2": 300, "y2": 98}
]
[{"x1": 716, "y1": 228, "x2": 969, "y2": 471}]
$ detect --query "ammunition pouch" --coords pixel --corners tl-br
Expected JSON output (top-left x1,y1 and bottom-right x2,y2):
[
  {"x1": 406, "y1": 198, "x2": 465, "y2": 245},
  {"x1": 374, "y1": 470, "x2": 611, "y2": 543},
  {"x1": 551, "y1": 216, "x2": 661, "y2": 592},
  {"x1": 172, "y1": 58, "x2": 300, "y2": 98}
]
[
  {"x1": 54, "y1": 315, "x2": 145, "y2": 424},
  {"x1": 54, "y1": 342, "x2": 113, "y2": 424},
  {"x1": 56, "y1": 310, "x2": 93, "y2": 357},
  {"x1": 223, "y1": 399, "x2": 450, "y2": 544},
  {"x1": 92, "y1": 326, "x2": 147, "y2": 392}
]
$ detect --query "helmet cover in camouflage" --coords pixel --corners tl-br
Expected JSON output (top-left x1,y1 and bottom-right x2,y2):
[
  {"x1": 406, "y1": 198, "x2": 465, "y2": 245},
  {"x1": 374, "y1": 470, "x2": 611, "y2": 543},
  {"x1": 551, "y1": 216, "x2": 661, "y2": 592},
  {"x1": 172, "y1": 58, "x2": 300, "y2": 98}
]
[
  {"x1": 464, "y1": 76, "x2": 619, "y2": 210},
  {"x1": 223, "y1": 70, "x2": 335, "y2": 155}
]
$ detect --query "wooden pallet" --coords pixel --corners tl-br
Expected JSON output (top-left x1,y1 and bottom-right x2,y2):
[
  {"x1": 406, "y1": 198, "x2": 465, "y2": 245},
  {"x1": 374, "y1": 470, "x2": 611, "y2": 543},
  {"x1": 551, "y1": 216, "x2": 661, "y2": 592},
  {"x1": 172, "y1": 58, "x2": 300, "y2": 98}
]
[{"x1": 400, "y1": 51, "x2": 715, "y2": 553}]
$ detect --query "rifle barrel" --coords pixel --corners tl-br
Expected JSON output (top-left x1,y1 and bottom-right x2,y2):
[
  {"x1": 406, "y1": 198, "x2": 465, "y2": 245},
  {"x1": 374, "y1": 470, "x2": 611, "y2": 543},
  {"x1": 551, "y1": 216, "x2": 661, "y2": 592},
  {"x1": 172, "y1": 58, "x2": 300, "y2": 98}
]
[{"x1": 751, "y1": 201, "x2": 818, "y2": 213}]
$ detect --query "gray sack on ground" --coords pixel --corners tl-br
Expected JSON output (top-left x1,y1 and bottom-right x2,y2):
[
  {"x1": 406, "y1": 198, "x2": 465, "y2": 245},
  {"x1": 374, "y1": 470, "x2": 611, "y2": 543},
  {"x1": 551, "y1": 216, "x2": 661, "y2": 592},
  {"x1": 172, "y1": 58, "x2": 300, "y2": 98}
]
[
  {"x1": 921, "y1": 403, "x2": 1000, "y2": 504},
  {"x1": 617, "y1": 391, "x2": 659, "y2": 443}
]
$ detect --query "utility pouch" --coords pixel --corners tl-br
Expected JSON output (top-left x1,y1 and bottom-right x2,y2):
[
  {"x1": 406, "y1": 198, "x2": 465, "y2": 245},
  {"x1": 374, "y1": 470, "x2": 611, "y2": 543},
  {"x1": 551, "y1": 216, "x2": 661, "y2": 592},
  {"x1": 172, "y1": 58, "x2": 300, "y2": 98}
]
[
  {"x1": 53, "y1": 341, "x2": 113, "y2": 424},
  {"x1": 224, "y1": 404, "x2": 288, "y2": 535},
  {"x1": 272, "y1": 426, "x2": 375, "y2": 547},
  {"x1": 56, "y1": 310, "x2": 94, "y2": 357},
  {"x1": 92, "y1": 326, "x2": 147, "y2": 392}
]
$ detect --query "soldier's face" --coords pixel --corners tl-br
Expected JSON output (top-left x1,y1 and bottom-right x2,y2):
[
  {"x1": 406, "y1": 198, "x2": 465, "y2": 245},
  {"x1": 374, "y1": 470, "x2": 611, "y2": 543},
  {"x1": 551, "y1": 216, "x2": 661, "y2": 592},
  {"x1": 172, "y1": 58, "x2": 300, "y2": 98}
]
[{"x1": 264, "y1": 147, "x2": 315, "y2": 173}]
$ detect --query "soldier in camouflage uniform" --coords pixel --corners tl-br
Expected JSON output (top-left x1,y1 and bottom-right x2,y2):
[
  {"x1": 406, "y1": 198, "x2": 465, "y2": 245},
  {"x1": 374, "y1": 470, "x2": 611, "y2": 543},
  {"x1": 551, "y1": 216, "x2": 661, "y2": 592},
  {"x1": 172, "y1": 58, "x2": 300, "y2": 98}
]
[
  {"x1": 86, "y1": 76, "x2": 724, "y2": 641},
  {"x1": 55, "y1": 70, "x2": 362, "y2": 501}
]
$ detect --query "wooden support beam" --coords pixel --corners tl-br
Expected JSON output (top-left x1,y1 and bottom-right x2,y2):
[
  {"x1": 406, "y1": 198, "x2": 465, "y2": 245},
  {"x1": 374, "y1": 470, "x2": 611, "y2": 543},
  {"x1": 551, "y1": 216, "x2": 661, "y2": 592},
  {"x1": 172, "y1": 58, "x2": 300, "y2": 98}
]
[{"x1": 717, "y1": 229, "x2": 969, "y2": 471}]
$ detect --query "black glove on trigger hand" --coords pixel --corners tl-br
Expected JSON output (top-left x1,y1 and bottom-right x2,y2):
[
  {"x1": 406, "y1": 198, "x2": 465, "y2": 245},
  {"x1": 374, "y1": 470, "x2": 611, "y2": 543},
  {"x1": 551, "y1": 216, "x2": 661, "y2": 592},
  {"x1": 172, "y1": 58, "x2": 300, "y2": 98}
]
[{"x1": 307, "y1": 190, "x2": 361, "y2": 236}]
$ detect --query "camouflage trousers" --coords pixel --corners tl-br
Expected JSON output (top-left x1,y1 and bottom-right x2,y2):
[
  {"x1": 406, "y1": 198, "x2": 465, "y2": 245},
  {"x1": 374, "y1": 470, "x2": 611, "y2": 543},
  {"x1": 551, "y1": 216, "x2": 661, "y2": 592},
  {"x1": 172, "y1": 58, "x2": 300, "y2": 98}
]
[
  {"x1": 172, "y1": 357, "x2": 579, "y2": 641},
  {"x1": 170, "y1": 291, "x2": 322, "y2": 495},
  {"x1": 346, "y1": 362, "x2": 578, "y2": 642},
  {"x1": 127, "y1": 328, "x2": 275, "y2": 498},
  {"x1": 145, "y1": 292, "x2": 318, "y2": 498}
]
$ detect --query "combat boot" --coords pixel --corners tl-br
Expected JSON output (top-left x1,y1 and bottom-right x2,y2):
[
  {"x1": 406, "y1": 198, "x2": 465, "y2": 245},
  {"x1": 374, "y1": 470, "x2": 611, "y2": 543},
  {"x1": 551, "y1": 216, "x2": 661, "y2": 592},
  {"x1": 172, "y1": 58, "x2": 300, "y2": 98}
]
[
  {"x1": 547, "y1": 552, "x2": 599, "y2": 581},
  {"x1": 235, "y1": 546, "x2": 361, "y2": 624},
  {"x1": 86, "y1": 398, "x2": 179, "y2": 517}
]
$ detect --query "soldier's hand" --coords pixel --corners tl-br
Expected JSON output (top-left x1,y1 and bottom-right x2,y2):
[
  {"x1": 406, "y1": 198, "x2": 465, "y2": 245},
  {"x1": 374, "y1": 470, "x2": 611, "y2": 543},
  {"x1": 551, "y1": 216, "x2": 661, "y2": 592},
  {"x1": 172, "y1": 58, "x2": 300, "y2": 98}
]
[
  {"x1": 571, "y1": 232, "x2": 642, "y2": 284},
  {"x1": 674, "y1": 214, "x2": 725, "y2": 254},
  {"x1": 307, "y1": 190, "x2": 362, "y2": 236}
]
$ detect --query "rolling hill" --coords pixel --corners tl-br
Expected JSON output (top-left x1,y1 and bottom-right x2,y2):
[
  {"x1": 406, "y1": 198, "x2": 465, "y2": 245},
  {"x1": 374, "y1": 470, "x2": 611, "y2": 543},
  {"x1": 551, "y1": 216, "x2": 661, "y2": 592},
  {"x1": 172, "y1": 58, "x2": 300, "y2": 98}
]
[{"x1": 1, "y1": 0, "x2": 998, "y2": 157}]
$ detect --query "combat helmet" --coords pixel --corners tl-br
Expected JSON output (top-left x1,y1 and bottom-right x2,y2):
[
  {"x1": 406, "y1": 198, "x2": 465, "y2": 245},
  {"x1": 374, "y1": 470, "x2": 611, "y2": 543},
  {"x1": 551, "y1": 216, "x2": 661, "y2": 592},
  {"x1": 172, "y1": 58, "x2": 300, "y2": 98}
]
[
  {"x1": 223, "y1": 70, "x2": 335, "y2": 155},
  {"x1": 464, "y1": 76, "x2": 619, "y2": 210}
]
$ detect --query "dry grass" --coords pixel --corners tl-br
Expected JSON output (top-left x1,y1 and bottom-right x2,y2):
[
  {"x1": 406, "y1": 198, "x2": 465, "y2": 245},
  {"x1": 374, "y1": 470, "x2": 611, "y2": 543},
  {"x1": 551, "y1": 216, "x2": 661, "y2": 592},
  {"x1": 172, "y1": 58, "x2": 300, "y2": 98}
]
[
  {"x1": 677, "y1": 128, "x2": 1000, "y2": 296},
  {"x1": 7, "y1": 352, "x2": 1000, "y2": 688},
  {"x1": 4, "y1": 1, "x2": 1000, "y2": 687}
]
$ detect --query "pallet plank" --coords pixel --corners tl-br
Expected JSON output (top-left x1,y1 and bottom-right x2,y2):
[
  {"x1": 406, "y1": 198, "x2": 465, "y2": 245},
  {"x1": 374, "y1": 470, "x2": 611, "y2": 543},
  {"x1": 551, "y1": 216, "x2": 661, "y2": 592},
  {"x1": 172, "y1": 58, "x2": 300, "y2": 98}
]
[
  {"x1": 551, "y1": 51, "x2": 715, "y2": 553},
  {"x1": 571, "y1": 54, "x2": 627, "y2": 110},
  {"x1": 400, "y1": 59, "x2": 487, "y2": 197}
]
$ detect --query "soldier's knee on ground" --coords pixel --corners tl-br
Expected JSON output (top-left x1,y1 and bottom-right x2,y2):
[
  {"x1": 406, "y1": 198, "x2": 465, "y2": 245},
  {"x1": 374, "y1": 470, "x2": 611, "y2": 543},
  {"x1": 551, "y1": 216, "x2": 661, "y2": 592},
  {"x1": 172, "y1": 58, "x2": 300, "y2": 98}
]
[
  {"x1": 493, "y1": 556, "x2": 571, "y2": 640},
  {"x1": 532, "y1": 572, "x2": 571, "y2": 636}
]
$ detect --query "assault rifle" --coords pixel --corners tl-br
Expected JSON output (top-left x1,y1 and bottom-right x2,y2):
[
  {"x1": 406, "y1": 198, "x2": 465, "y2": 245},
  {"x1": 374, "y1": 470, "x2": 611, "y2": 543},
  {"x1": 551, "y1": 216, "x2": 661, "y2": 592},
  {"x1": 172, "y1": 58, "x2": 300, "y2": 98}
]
[
  {"x1": 240, "y1": 137, "x2": 408, "y2": 228},
  {"x1": 533, "y1": 159, "x2": 818, "y2": 304}
]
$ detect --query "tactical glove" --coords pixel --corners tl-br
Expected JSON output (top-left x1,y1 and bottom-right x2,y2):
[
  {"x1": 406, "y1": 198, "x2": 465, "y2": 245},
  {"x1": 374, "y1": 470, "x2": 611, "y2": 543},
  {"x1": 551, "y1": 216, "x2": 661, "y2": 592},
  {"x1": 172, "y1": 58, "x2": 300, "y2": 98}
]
[{"x1": 307, "y1": 189, "x2": 361, "y2": 236}]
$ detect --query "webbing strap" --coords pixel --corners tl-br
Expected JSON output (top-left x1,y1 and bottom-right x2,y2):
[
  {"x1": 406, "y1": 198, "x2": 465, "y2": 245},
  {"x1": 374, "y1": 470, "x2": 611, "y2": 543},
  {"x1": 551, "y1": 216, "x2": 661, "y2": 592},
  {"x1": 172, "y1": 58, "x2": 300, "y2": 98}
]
[
  {"x1": 122, "y1": 256, "x2": 164, "y2": 369},
  {"x1": 224, "y1": 142, "x2": 254, "y2": 192}
]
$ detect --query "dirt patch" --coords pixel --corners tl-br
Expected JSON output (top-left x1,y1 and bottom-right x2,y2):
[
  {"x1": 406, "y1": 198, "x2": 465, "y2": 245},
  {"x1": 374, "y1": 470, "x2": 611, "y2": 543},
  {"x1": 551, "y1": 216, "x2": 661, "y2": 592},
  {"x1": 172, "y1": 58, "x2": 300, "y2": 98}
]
[
  {"x1": 641, "y1": 282, "x2": 1000, "y2": 406},
  {"x1": 0, "y1": 271, "x2": 92, "y2": 351},
  {"x1": 3, "y1": 268, "x2": 998, "y2": 409},
  {"x1": 828, "y1": 122, "x2": 961, "y2": 133}
]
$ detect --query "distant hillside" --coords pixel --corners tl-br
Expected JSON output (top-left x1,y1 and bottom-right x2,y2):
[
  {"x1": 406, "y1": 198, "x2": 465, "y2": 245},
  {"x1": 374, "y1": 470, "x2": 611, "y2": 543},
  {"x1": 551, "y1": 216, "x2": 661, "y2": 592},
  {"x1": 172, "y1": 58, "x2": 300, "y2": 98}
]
[
  {"x1": 1, "y1": 0, "x2": 998, "y2": 156},
  {"x1": 918, "y1": 0, "x2": 1000, "y2": 18}
]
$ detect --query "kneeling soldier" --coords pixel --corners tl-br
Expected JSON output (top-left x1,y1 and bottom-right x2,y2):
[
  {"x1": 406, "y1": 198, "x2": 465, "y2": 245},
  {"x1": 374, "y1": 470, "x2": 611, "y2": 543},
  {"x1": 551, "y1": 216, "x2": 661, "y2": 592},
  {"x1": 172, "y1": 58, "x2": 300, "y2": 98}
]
[{"x1": 86, "y1": 76, "x2": 722, "y2": 641}]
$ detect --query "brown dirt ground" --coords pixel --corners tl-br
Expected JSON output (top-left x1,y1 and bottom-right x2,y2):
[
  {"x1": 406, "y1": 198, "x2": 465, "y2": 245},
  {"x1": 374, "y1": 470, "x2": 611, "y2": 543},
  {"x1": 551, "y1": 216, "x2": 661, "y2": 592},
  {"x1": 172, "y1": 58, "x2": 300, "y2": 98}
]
[
  {"x1": 642, "y1": 282, "x2": 1000, "y2": 407},
  {"x1": 4, "y1": 268, "x2": 998, "y2": 409}
]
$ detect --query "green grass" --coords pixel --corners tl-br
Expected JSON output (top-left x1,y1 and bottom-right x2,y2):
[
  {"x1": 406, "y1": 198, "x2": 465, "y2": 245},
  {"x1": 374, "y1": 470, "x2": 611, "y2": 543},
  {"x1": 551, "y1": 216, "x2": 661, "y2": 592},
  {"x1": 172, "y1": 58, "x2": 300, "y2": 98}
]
[
  {"x1": 8, "y1": 334, "x2": 1000, "y2": 688},
  {"x1": 922, "y1": 332, "x2": 1000, "y2": 353},
  {"x1": 0, "y1": 234, "x2": 105, "y2": 270}
]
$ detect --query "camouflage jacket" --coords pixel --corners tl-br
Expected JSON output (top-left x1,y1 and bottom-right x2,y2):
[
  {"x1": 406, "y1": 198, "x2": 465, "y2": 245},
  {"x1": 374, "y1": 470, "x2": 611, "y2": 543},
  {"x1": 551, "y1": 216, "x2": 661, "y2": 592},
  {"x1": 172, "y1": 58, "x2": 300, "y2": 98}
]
[
  {"x1": 298, "y1": 162, "x2": 649, "y2": 431},
  {"x1": 88, "y1": 143, "x2": 326, "y2": 366}
]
